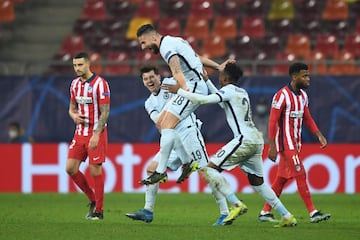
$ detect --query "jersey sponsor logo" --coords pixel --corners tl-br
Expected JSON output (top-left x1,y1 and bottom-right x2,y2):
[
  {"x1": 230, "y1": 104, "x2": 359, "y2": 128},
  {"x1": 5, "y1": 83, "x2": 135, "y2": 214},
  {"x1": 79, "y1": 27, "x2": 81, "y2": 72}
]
[
  {"x1": 76, "y1": 96, "x2": 93, "y2": 104},
  {"x1": 290, "y1": 110, "x2": 304, "y2": 118}
]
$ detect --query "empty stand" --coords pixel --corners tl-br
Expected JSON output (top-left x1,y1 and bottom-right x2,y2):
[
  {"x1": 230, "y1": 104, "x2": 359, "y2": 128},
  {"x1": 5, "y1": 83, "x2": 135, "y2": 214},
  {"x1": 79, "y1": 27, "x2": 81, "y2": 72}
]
[
  {"x1": 107, "y1": 1, "x2": 136, "y2": 20},
  {"x1": 258, "y1": 35, "x2": 282, "y2": 59},
  {"x1": 49, "y1": 52, "x2": 74, "y2": 75},
  {"x1": 296, "y1": 0, "x2": 323, "y2": 21},
  {"x1": 343, "y1": 33, "x2": 360, "y2": 58},
  {"x1": 306, "y1": 49, "x2": 328, "y2": 75},
  {"x1": 299, "y1": 19, "x2": 321, "y2": 38},
  {"x1": 200, "y1": 35, "x2": 227, "y2": 59},
  {"x1": 215, "y1": 0, "x2": 241, "y2": 19},
  {"x1": 324, "y1": 20, "x2": 349, "y2": 38},
  {"x1": 87, "y1": 34, "x2": 112, "y2": 55},
  {"x1": 328, "y1": 50, "x2": 356, "y2": 75},
  {"x1": 100, "y1": 18, "x2": 127, "y2": 38},
  {"x1": 272, "y1": 51, "x2": 296, "y2": 75},
  {"x1": 228, "y1": 35, "x2": 257, "y2": 59},
  {"x1": 188, "y1": 0, "x2": 214, "y2": 20},
  {"x1": 73, "y1": 19, "x2": 98, "y2": 38},
  {"x1": 135, "y1": 0, "x2": 160, "y2": 21},
  {"x1": 160, "y1": 0, "x2": 190, "y2": 20}
]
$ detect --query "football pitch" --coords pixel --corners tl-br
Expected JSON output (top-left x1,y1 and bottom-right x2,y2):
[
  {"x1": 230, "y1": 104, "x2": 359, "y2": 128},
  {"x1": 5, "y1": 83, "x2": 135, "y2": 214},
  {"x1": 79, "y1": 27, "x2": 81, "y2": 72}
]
[{"x1": 1, "y1": 193, "x2": 359, "y2": 240}]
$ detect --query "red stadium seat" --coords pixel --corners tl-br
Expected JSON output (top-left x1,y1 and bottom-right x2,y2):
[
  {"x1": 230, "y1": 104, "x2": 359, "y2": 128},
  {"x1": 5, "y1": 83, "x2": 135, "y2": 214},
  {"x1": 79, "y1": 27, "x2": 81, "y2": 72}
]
[
  {"x1": 100, "y1": 18, "x2": 127, "y2": 38},
  {"x1": 343, "y1": 33, "x2": 360, "y2": 58},
  {"x1": 215, "y1": 0, "x2": 241, "y2": 20},
  {"x1": 258, "y1": 35, "x2": 282, "y2": 59},
  {"x1": 49, "y1": 52, "x2": 74, "y2": 75},
  {"x1": 299, "y1": 19, "x2": 321, "y2": 38},
  {"x1": 157, "y1": 18, "x2": 182, "y2": 36},
  {"x1": 107, "y1": 0, "x2": 136, "y2": 20},
  {"x1": 328, "y1": 50, "x2": 356, "y2": 75},
  {"x1": 239, "y1": 16, "x2": 265, "y2": 39},
  {"x1": 314, "y1": 34, "x2": 339, "y2": 58},
  {"x1": 184, "y1": 17, "x2": 210, "y2": 40},
  {"x1": 135, "y1": 0, "x2": 160, "y2": 21},
  {"x1": 242, "y1": 0, "x2": 266, "y2": 17},
  {"x1": 268, "y1": 19, "x2": 293, "y2": 38},
  {"x1": 0, "y1": 0, "x2": 15, "y2": 22},
  {"x1": 89, "y1": 51, "x2": 103, "y2": 74},
  {"x1": 189, "y1": 0, "x2": 214, "y2": 20},
  {"x1": 324, "y1": 20, "x2": 349, "y2": 38},
  {"x1": 60, "y1": 34, "x2": 86, "y2": 55},
  {"x1": 200, "y1": 35, "x2": 227, "y2": 59},
  {"x1": 161, "y1": 0, "x2": 190, "y2": 20},
  {"x1": 272, "y1": 51, "x2": 296, "y2": 75},
  {"x1": 88, "y1": 34, "x2": 113, "y2": 55},
  {"x1": 228, "y1": 35, "x2": 257, "y2": 59},
  {"x1": 73, "y1": 19, "x2": 98, "y2": 38},
  {"x1": 296, "y1": 0, "x2": 322, "y2": 21},
  {"x1": 306, "y1": 49, "x2": 328, "y2": 75},
  {"x1": 104, "y1": 51, "x2": 131, "y2": 75},
  {"x1": 80, "y1": 0, "x2": 106, "y2": 21}
]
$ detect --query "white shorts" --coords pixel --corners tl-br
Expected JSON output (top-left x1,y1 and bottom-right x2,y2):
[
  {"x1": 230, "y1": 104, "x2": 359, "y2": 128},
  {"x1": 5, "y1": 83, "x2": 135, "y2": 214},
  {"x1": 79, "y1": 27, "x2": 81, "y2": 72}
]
[
  {"x1": 210, "y1": 136, "x2": 264, "y2": 177},
  {"x1": 164, "y1": 79, "x2": 208, "y2": 121}
]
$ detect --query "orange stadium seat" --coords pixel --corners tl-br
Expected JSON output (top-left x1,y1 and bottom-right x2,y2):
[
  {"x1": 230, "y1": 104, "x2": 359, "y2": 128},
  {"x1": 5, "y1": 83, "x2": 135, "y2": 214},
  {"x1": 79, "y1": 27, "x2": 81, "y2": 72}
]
[
  {"x1": 157, "y1": 18, "x2": 182, "y2": 36},
  {"x1": 0, "y1": 0, "x2": 15, "y2": 22},
  {"x1": 268, "y1": 0, "x2": 295, "y2": 20},
  {"x1": 189, "y1": 0, "x2": 214, "y2": 20},
  {"x1": 135, "y1": 0, "x2": 160, "y2": 21},
  {"x1": 314, "y1": 34, "x2": 339, "y2": 58},
  {"x1": 200, "y1": 35, "x2": 227, "y2": 59},
  {"x1": 60, "y1": 34, "x2": 85, "y2": 55},
  {"x1": 80, "y1": 0, "x2": 106, "y2": 21},
  {"x1": 239, "y1": 16, "x2": 265, "y2": 39},
  {"x1": 328, "y1": 50, "x2": 357, "y2": 75},
  {"x1": 306, "y1": 49, "x2": 328, "y2": 75},
  {"x1": 322, "y1": 0, "x2": 349, "y2": 20},
  {"x1": 104, "y1": 51, "x2": 131, "y2": 75},
  {"x1": 184, "y1": 17, "x2": 210, "y2": 40},
  {"x1": 286, "y1": 34, "x2": 311, "y2": 59},
  {"x1": 212, "y1": 17, "x2": 237, "y2": 40}
]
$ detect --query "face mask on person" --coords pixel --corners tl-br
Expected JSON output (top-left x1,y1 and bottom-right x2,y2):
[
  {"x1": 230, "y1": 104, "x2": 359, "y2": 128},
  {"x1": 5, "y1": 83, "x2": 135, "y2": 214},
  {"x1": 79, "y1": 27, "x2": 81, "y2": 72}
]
[
  {"x1": 8, "y1": 130, "x2": 18, "y2": 139},
  {"x1": 256, "y1": 105, "x2": 267, "y2": 115}
]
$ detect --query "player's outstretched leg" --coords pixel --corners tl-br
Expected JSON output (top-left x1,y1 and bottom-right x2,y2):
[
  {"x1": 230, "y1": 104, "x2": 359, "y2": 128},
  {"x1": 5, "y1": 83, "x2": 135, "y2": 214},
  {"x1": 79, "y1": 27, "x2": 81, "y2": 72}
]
[{"x1": 126, "y1": 209, "x2": 154, "y2": 223}]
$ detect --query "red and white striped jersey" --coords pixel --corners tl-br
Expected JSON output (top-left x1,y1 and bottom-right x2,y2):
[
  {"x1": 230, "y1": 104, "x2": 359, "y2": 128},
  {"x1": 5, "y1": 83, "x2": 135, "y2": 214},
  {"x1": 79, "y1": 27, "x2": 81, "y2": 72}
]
[
  {"x1": 70, "y1": 74, "x2": 110, "y2": 136},
  {"x1": 269, "y1": 84, "x2": 318, "y2": 152}
]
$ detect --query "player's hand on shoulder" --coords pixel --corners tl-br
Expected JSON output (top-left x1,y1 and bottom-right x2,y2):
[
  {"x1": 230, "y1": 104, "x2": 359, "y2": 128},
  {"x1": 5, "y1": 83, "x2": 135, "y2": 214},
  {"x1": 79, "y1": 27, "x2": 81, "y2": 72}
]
[{"x1": 162, "y1": 82, "x2": 180, "y2": 93}]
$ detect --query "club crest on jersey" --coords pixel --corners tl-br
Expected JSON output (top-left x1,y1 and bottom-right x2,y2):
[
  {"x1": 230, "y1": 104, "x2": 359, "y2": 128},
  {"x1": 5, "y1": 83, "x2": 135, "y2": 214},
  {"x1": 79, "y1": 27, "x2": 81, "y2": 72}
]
[
  {"x1": 76, "y1": 96, "x2": 92, "y2": 104},
  {"x1": 87, "y1": 86, "x2": 93, "y2": 92},
  {"x1": 163, "y1": 92, "x2": 170, "y2": 100}
]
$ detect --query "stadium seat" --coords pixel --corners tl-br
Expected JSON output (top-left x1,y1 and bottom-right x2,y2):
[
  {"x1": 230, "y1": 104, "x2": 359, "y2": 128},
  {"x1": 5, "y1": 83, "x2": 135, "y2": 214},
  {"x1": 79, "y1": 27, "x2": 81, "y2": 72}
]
[
  {"x1": 258, "y1": 35, "x2": 282, "y2": 59},
  {"x1": 126, "y1": 17, "x2": 153, "y2": 39},
  {"x1": 212, "y1": 17, "x2": 237, "y2": 40},
  {"x1": 228, "y1": 35, "x2": 257, "y2": 59},
  {"x1": 73, "y1": 19, "x2": 98, "y2": 38},
  {"x1": 314, "y1": 34, "x2": 339, "y2": 58},
  {"x1": 157, "y1": 18, "x2": 182, "y2": 36},
  {"x1": 306, "y1": 49, "x2": 328, "y2": 75},
  {"x1": 100, "y1": 18, "x2": 127, "y2": 38},
  {"x1": 343, "y1": 33, "x2": 360, "y2": 58},
  {"x1": 324, "y1": 20, "x2": 349, "y2": 38},
  {"x1": 107, "y1": 0, "x2": 136, "y2": 20},
  {"x1": 322, "y1": 0, "x2": 349, "y2": 20},
  {"x1": 299, "y1": 19, "x2": 321, "y2": 38},
  {"x1": 184, "y1": 17, "x2": 210, "y2": 40},
  {"x1": 296, "y1": 0, "x2": 323, "y2": 21},
  {"x1": 268, "y1": 19, "x2": 293, "y2": 38},
  {"x1": 200, "y1": 35, "x2": 227, "y2": 59},
  {"x1": 88, "y1": 34, "x2": 113, "y2": 55},
  {"x1": 135, "y1": 0, "x2": 160, "y2": 21},
  {"x1": 104, "y1": 51, "x2": 131, "y2": 75},
  {"x1": 89, "y1": 51, "x2": 103, "y2": 74},
  {"x1": 80, "y1": 0, "x2": 106, "y2": 21},
  {"x1": 272, "y1": 51, "x2": 296, "y2": 75},
  {"x1": 60, "y1": 34, "x2": 85, "y2": 56},
  {"x1": 286, "y1": 34, "x2": 311, "y2": 59},
  {"x1": 348, "y1": 0, "x2": 360, "y2": 19},
  {"x1": 253, "y1": 50, "x2": 273, "y2": 75},
  {"x1": 215, "y1": 0, "x2": 241, "y2": 19},
  {"x1": 160, "y1": 0, "x2": 189, "y2": 20},
  {"x1": 328, "y1": 50, "x2": 356, "y2": 75},
  {"x1": 268, "y1": 0, "x2": 295, "y2": 20},
  {"x1": 239, "y1": 16, "x2": 265, "y2": 39},
  {"x1": 189, "y1": 0, "x2": 214, "y2": 20},
  {"x1": 242, "y1": 0, "x2": 266, "y2": 17},
  {"x1": 0, "y1": 0, "x2": 15, "y2": 22},
  {"x1": 184, "y1": 35, "x2": 199, "y2": 51},
  {"x1": 49, "y1": 52, "x2": 74, "y2": 75}
]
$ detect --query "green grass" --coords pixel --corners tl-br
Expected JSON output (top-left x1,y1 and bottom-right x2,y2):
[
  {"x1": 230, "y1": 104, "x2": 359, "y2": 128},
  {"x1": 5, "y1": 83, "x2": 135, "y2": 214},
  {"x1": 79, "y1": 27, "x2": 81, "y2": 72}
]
[{"x1": 1, "y1": 193, "x2": 359, "y2": 240}]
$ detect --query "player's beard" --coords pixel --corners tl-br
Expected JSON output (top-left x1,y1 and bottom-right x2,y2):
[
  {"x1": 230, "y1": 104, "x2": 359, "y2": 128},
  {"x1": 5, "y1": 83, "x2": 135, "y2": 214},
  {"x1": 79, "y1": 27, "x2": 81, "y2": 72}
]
[{"x1": 150, "y1": 44, "x2": 159, "y2": 54}]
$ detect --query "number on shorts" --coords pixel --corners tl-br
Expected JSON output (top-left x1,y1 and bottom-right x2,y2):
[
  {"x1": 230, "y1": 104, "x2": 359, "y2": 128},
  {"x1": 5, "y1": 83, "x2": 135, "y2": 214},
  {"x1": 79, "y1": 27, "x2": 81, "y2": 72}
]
[
  {"x1": 69, "y1": 139, "x2": 76, "y2": 149},
  {"x1": 191, "y1": 150, "x2": 203, "y2": 161},
  {"x1": 172, "y1": 95, "x2": 185, "y2": 105}
]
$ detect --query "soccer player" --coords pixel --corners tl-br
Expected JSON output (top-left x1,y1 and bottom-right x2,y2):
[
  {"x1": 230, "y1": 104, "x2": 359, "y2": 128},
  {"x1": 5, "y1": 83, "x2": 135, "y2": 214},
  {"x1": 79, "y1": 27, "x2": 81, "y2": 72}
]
[
  {"x1": 165, "y1": 63, "x2": 297, "y2": 227},
  {"x1": 126, "y1": 65, "x2": 230, "y2": 225},
  {"x1": 136, "y1": 24, "x2": 224, "y2": 185},
  {"x1": 258, "y1": 62, "x2": 331, "y2": 223},
  {"x1": 65, "y1": 52, "x2": 110, "y2": 220}
]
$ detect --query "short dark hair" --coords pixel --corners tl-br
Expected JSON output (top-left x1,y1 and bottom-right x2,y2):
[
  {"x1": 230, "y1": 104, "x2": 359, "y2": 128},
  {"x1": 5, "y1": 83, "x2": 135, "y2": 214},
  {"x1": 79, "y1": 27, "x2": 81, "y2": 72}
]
[
  {"x1": 140, "y1": 65, "x2": 159, "y2": 78},
  {"x1": 224, "y1": 63, "x2": 243, "y2": 83},
  {"x1": 136, "y1": 24, "x2": 157, "y2": 37},
  {"x1": 73, "y1": 52, "x2": 89, "y2": 60},
  {"x1": 289, "y1": 62, "x2": 308, "y2": 76},
  {"x1": 9, "y1": 121, "x2": 20, "y2": 129}
]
